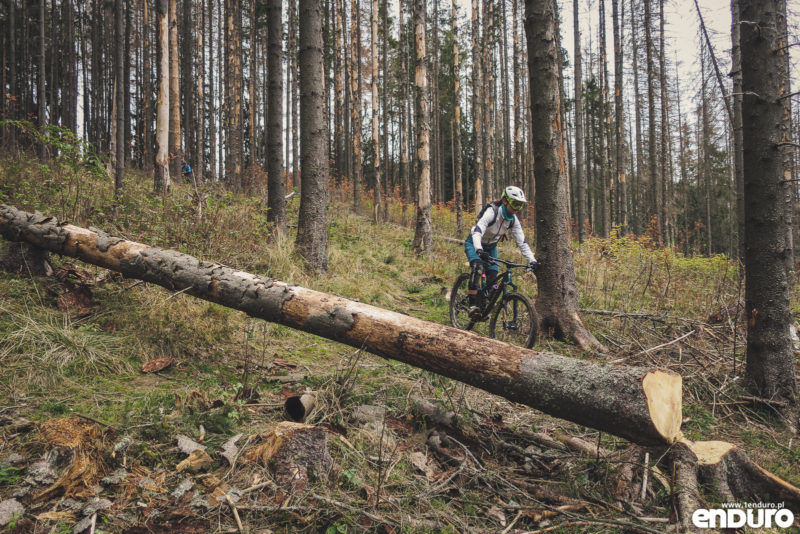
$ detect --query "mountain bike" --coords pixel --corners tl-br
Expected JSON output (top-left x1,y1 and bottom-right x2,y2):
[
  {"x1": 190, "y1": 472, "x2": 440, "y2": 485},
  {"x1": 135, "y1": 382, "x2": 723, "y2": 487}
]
[{"x1": 449, "y1": 257, "x2": 539, "y2": 349}]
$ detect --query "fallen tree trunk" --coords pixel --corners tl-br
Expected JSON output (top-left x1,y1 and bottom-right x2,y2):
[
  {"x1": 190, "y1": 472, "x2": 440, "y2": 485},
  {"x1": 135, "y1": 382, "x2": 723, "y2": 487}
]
[
  {"x1": 4, "y1": 205, "x2": 800, "y2": 525},
  {"x1": 0, "y1": 204, "x2": 681, "y2": 446}
]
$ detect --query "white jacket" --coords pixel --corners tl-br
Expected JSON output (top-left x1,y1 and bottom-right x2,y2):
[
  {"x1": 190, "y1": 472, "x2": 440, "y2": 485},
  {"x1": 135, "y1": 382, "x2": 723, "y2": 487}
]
[{"x1": 470, "y1": 204, "x2": 536, "y2": 263}]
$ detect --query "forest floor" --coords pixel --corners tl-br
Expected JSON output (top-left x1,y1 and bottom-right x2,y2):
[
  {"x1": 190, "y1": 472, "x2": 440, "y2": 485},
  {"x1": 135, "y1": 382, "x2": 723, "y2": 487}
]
[{"x1": 0, "y1": 158, "x2": 799, "y2": 533}]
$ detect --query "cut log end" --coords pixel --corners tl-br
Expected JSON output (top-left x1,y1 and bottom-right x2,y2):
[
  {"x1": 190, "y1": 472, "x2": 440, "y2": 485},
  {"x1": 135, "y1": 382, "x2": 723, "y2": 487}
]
[{"x1": 642, "y1": 370, "x2": 682, "y2": 443}]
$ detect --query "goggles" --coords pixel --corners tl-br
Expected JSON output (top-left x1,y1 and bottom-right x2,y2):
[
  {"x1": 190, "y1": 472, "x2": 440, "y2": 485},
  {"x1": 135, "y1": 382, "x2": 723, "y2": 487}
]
[{"x1": 506, "y1": 197, "x2": 525, "y2": 211}]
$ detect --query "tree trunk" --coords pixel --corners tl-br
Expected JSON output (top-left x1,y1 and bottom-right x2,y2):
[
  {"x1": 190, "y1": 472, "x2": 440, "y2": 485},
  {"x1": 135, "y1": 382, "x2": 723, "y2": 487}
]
[
  {"x1": 267, "y1": 0, "x2": 286, "y2": 234},
  {"x1": 295, "y1": 0, "x2": 330, "y2": 272},
  {"x1": 452, "y1": 0, "x2": 463, "y2": 235},
  {"x1": 612, "y1": 0, "x2": 626, "y2": 234},
  {"x1": 630, "y1": 0, "x2": 644, "y2": 234},
  {"x1": 0, "y1": 204, "x2": 679, "y2": 446},
  {"x1": 598, "y1": 0, "x2": 609, "y2": 237},
  {"x1": 400, "y1": 6, "x2": 410, "y2": 202},
  {"x1": 658, "y1": 0, "x2": 669, "y2": 245},
  {"x1": 208, "y1": 0, "x2": 216, "y2": 181},
  {"x1": 114, "y1": 0, "x2": 126, "y2": 204},
  {"x1": 38, "y1": 0, "x2": 46, "y2": 159},
  {"x1": 195, "y1": 2, "x2": 205, "y2": 183},
  {"x1": 740, "y1": 0, "x2": 799, "y2": 413},
  {"x1": 524, "y1": 0, "x2": 605, "y2": 353},
  {"x1": 169, "y1": 0, "x2": 181, "y2": 176},
  {"x1": 371, "y1": 0, "x2": 381, "y2": 222},
  {"x1": 412, "y1": 0, "x2": 432, "y2": 254},
  {"x1": 482, "y1": 0, "x2": 494, "y2": 200},
  {"x1": 334, "y1": 0, "x2": 345, "y2": 184},
  {"x1": 776, "y1": 0, "x2": 794, "y2": 274},
  {"x1": 643, "y1": 0, "x2": 660, "y2": 240},
  {"x1": 351, "y1": 0, "x2": 363, "y2": 211},
  {"x1": 573, "y1": 0, "x2": 585, "y2": 242},
  {"x1": 182, "y1": 0, "x2": 194, "y2": 173},
  {"x1": 471, "y1": 0, "x2": 484, "y2": 212},
  {"x1": 248, "y1": 0, "x2": 257, "y2": 167},
  {"x1": 143, "y1": 0, "x2": 154, "y2": 174},
  {"x1": 732, "y1": 0, "x2": 744, "y2": 260},
  {"x1": 155, "y1": 0, "x2": 171, "y2": 193}
]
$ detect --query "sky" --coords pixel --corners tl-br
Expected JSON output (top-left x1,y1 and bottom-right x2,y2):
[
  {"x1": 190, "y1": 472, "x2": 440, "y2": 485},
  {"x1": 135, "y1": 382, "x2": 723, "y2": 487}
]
[{"x1": 558, "y1": 0, "x2": 800, "y2": 123}]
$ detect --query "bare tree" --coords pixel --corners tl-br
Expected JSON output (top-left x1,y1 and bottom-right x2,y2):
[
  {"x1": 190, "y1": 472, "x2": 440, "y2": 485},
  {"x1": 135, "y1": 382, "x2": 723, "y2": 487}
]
[
  {"x1": 155, "y1": 0, "x2": 171, "y2": 193},
  {"x1": 573, "y1": 0, "x2": 586, "y2": 241},
  {"x1": 296, "y1": 0, "x2": 330, "y2": 272},
  {"x1": 412, "y1": 0, "x2": 432, "y2": 254},
  {"x1": 267, "y1": 0, "x2": 286, "y2": 234},
  {"x1": 371, "y1": 0, "x2": 381, "y2": 222},
  {"x1": 114, "y1": 0, "x2": 126, "y2": 203},
  {"x1": 741, "y1": 0, "x2": 798, "y2": 415},
  {"x1": 524, "y1": 0, "x2": 605, "y2": 352},
  {"x1": 452, "y1": 0, "x2": 464, "y2": 234},
  {"x1": 471, "y1": 0, "x2": 484, "y2": 211}
]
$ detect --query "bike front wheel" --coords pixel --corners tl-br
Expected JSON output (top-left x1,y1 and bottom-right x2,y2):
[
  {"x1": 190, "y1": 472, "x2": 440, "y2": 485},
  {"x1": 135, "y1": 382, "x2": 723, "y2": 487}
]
[
  {"x1": 449, "y1": 273, "x2": 474, "y2": 330},
  {"x1": 489, "y1": 292, "x2": 539, "y2": 349}
]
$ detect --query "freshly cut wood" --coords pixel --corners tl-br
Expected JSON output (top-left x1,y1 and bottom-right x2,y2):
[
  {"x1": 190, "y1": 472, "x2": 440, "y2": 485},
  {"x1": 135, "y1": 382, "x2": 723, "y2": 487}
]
[
  {"x1": 0, "y1": 205, "x2": 680, "y2": 445},
  {"x1": 670, "y1": 438, "x2": 800, "y2": 531}
]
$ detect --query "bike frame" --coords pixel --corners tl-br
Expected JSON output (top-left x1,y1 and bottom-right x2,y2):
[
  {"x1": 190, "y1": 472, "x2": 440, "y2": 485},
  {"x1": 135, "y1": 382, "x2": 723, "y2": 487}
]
[{"x1": 473, "y1": 258, "x2": 527, "y2": 322}]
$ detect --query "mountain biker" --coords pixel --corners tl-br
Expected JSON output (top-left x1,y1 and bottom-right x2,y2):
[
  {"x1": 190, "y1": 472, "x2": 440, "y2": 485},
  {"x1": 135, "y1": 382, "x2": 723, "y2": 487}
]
[{"x1": 465, "y1": 185, "x2": 540, "y2": 318}]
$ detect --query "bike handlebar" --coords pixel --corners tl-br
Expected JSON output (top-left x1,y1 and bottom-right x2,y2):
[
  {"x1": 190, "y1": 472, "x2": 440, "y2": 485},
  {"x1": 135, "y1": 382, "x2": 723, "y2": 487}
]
[{"x1": 485, "y1": 257, "x2": 533, "y2": 271}]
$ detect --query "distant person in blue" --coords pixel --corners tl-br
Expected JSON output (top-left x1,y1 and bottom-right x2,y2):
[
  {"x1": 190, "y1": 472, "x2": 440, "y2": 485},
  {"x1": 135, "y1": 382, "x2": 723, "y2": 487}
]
[{"x1": 181, "y1": 160, "x2": 192, "y2": 182}]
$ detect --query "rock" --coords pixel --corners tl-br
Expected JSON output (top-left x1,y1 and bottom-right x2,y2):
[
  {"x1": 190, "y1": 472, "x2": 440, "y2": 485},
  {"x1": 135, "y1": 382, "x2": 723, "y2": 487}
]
[
  {"x1": 171, "y1": 477, "x2": 194, "y2": 499},
  {"x1": 220, "y1": 434, "x2": 243, "y2": 466},
  {"x1": 177, "y1": 434, "x2": 206, "y2": 455},
  {"x1": 353, "y1": 405, "x2": 386, "y2": 424},
  {"x1": 176, "y1": 449, "x2": 214, "y2": 474},
  {"x1": 112, "y1": 436, "x2": 134, "y2": 455},
  {"x1": 82, "y1": 497, "x2": 112, "y2": 516},
  {"x1": 101, "y1": 468, "x2": 128, "y2": 485},
  {"x1": 26, "y1": 450, "x2": 59, "y2": 486},
  {"x1": 409, "y1": 451, "x2": 434, "y2": 480},
  {"x1": 3, "y1": 453, "x2": 25, "y2": 466},
  {"x1": 0, "y1": 499, "x2": 25, "y2": 527}
]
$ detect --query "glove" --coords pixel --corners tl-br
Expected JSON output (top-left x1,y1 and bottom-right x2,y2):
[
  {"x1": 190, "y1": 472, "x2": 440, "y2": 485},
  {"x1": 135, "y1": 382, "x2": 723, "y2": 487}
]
[
  {"x1": 477, "y1": 249, "x2": 489, "y2": 261},
  {"x1": 528, "y1": 260, "x2": 541, "y2": 273}
]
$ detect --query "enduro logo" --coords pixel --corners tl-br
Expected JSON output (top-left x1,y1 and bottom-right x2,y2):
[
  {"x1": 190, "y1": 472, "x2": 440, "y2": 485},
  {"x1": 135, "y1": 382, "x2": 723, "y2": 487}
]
[{"x1": 692, "y1": 503, "x2": 795, "y2": 529}]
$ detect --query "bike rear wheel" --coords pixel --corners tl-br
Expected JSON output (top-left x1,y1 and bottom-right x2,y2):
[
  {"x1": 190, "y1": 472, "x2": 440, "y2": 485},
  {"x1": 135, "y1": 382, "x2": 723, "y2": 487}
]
[
  {"x1": 449, "y1": 273, "x2": 474, "y2": 330},
  {"x1": 489, "y1": 292, "x2": 539, "y2": 349}
]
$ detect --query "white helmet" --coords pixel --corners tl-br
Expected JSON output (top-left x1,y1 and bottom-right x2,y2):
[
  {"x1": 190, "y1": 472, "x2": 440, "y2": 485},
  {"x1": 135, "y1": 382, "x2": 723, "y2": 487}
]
[{"x1": 503, "y1": 186, "x2": 527, "y2": 210}]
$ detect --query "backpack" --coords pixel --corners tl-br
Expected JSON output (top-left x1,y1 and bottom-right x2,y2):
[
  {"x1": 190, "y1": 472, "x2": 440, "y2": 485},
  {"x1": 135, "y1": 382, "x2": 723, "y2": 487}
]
[{"x1": 477, "y1": 201, "x2": 515, "y2": 231}]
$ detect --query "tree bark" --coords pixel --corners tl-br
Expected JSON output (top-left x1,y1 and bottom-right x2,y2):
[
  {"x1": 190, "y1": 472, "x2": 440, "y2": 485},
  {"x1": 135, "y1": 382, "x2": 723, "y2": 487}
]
[
  {"x1": 524, "y1": 0, "x2": 605, "y2": 352},
  {"x1": 731, "y1": 0, "x2": 745, "y2": 260},
  {"x1": 169, "y1": 0, "x2": 181, "y2": 176},
  {"x1": 573, "y1": 0, "x2": 586, "y2": 242},
  {"x1": 612, "y1": 0, "x2": 627, "y2": 235},
  {"x1": 267, "y1": 0, "x2": 286, "y2": 234},
  {"x1": 114, "y1": 0, "x2": 126, "y2": 204},
  {"x1": 155, "y1": 0, "x2": 171, "y2": 193},
  {"x1": 371, "y1": 0, "x2": 381, "y2": 222},
  {"x1": 351, "y1": 0, "x2": 363, "y2": 212},
  {"x1": 740, "y1": 0, "x2": 799, "y2": 413},
  {"x1": 452, "y1": 0, "x2": 464, "y2": 235},
  {"x1": 471, "y1": 0, "x2": 484, "y2": 212},
  {"x1": 143, "y1": 0, "x2": 154, "y2": 174},
  {"x1": 0, "y1": 204, "x2": 680, "y2": 446},
  {"x1": 412, "y1": 0, "x2": 432, "y2": 254},
  {"x1": 296, "y1": 0, "x2": 330, "y2": 272},
  {"x1": 643, "y1": 0, "x2": 660, "y2": 241}
]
